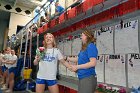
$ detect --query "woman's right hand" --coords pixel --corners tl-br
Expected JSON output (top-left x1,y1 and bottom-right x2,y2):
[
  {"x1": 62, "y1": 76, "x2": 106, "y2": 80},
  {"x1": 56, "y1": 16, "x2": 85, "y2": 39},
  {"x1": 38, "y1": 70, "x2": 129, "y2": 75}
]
[
  {"x1": 35, "y1": 55, "x2": 40, "y2": 61},
  {"x1": 34, "y1": 55, "x2": 40, "y2": 65}
]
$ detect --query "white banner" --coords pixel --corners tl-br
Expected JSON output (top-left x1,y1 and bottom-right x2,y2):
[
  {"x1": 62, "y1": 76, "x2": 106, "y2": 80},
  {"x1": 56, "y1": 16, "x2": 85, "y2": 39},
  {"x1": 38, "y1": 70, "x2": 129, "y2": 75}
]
[
  {"x1": 96, "y1": 26, "x2": 114, "y2": 54},
  {"x1": 105, "y1": 54, "x2": 126, "y2": 87},
  {"x1": 128, "y1": 53, "x2": 140, "y2": 88},
  {"x1": 115, "y1": 20, "x2": 139, "y2": 54}
]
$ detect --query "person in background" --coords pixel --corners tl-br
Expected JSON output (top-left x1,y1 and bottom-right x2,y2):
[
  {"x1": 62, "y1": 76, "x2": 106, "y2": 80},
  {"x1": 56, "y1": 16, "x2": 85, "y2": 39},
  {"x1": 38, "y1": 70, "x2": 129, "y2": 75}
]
[
  {"x1": 39, "y1": 16, "x2": 46, "y2": 27},
  {"x1": 66, "y1": 30, "x2": 98, "y2": 93},
  {"x1": 1, "y1": 47, "x2": 12, "y2": 90},
  {"x1": 0, "y1": 49, "x2": 7, "y2": 84},
  {"x1": 55, "y1": 2, "x2": 64, "y2": 16},
  {"x1": 44, "y1": 12, "x2": 50, "y2": 22},
  {"x1": 0, "y1": 51, "x2": 4, "y2": 78},
  {"x1": 34, "y1": 33, "x2": 72, "y2": 93},
  {"x1": 7, "y1": 36, "x2": 10, "y2": 47},
  {"x1": 5, "y1": 49, "x2": 17, "y2": 93},
  {"x1": 29, "y1": 23, "x2": 38, "y2": 35}
]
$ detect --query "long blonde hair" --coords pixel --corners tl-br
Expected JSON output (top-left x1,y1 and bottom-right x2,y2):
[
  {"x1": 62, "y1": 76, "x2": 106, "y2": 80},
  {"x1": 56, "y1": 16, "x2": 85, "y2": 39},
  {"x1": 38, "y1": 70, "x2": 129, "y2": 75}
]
[
  {"x1": 43, "y1": 33, "x2": 57, "y2": 48},
  {"x1": 82, "y1": 30, "x2": 96, "y2": 50}
]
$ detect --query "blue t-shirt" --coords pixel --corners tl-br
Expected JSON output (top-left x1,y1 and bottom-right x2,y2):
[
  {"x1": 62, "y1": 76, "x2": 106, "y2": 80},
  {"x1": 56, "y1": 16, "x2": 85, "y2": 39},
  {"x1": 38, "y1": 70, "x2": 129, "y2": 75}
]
[
  {"x1": 78, "y1": 43, "x2": 98, "y2": 79},
  {"x1": 56, "y1": 6, "x2": 64, "y2": 14}
]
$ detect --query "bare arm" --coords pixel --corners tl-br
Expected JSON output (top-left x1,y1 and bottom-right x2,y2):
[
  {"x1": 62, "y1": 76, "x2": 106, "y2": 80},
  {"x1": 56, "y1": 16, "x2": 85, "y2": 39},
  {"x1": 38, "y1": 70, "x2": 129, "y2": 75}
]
[
  {"x1": 34, "y1": 55, "x2": 40, "y2": 65},
  {"x1": 67, "y1": 56, "x2": 78, "y2": 63},
  {"x1": 4, "y1": 60, "x2": 16, "y2": 65},
  {"x1": 71, "y1": 58, "x2": 97, "y2": 71},
  {"x1": 59, "y1": 59, "x2": 72, "y2": 70},
  {"x1": 1, "y1": 58, "x2": 8, "y2": 63}
]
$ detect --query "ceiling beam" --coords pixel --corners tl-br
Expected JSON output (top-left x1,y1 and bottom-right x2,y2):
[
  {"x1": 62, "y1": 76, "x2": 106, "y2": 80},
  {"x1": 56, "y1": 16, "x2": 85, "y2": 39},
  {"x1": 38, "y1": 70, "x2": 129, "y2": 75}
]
[{"x1": 27, "y1": 0, "x2": 43, "y2": 6}]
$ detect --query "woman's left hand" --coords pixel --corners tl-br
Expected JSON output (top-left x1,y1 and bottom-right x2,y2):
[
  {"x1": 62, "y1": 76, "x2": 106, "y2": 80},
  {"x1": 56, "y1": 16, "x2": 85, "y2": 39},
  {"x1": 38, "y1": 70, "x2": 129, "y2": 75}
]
[{"x1": 71, "y1": 65, "x2": 78, "y2": 72}]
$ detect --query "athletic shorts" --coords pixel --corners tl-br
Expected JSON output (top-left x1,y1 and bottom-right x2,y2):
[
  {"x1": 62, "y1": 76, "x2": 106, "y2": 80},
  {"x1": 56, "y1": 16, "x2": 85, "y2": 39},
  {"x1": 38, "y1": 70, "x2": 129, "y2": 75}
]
[
  {"x1": 9, "y1": 67, "x2": 17, "y2": 75},
  {"x1": 2, "y1": 65, "x2": 8, "y2": 72},
  {"x1": 36, "y1": 78, "x2": 57, "y2": 86}
]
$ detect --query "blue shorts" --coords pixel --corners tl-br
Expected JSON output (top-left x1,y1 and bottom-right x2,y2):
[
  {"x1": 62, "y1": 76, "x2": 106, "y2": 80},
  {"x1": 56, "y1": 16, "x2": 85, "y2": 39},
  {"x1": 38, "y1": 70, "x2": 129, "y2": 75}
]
[
  {"x1": 36, "y1": 78, "x2": 57, "y2": 86},
  {"x1": 9, "y1": 67, "x2": 17, "y2": 75},
  {"x1": 2, "y1": 66, "x2": 8, "y2": 72}
]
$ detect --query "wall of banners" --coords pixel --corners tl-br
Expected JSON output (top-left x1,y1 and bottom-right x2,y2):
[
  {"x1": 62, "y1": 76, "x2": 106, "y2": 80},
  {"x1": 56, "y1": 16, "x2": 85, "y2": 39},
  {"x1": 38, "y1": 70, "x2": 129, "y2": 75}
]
[
  {"x1": 57, "y1": 20, "x2": 140, "y2": 88},
  {"x1": 96, "y1": 20, "x2": 139, "y2": 54}
]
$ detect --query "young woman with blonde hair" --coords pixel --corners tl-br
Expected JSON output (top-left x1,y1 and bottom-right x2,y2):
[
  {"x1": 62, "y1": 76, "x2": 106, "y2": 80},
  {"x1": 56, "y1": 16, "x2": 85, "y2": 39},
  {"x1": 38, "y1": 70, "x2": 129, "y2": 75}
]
[{"x1": 34, "y1": 33, "x2": 72, "y2": 93}]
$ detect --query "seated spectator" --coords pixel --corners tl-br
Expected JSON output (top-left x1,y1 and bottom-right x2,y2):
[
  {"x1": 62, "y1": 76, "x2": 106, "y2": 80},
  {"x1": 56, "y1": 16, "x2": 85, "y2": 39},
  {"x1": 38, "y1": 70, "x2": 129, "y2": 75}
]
[
  {"x1": 55, "y1": 2, "x2": 65, "y2": 16},
  {"x1": 44, "y1": 12, "x2": 50, "y2": 22},
  {"x1": 0, "y1": 51, "x2": 4, "y2": 65},
  {"x1": 0, "y1": 51, "x2": 4, "y2": 78},
  {"x1": 32, "y1": 23, "x2": 38, "y2": 32},
  {"x1": 5, "y1": 49, "x2": 18, "y2": 93},
  {"x1": 1, "y1": 47, "x2": 12, "y2": 90},
  {"x1": 29, "y1": 23, "x2": 38, "y2": 33},
  {"x1": 11, "y1": 34, "x2": 16, "y2": 42},
  {"x1": 0, "y1": 49, "x2": 8, "y2": 85},
  {"x1": 39, "y1": 16, "x2": 46, "y2": 27}
]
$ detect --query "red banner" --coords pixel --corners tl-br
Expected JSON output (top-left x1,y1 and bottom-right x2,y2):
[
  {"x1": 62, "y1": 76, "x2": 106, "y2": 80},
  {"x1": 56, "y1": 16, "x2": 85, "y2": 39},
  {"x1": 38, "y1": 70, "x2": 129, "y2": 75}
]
[
  {"x1": 68, "y1": 7, "x2": 76, "y2": 19},
  {"x1": 82, "y1": 0, "x2": 90, "y2": 12},
  {"x1": 76, "y1": 4, "x2": 83, "y2": 15},
  {"x1": 118, "y1": 0, "x2": 138, "y2": 16},
  {"x1": 37, "y1": 27, "x2": 44, "y2": 34},
  {"x1": 50, "y1": 19, "x2": 56, "y2": 28},
  {"x1": 42, "y1": 23, "x2": 48, "y2": 31},
  {"x1": 138, "y1": 0, "x2": 140, "y2": 9},
  {"x1": 109, "y1": 6, "x2": 119, "y2": 19},
  {"x1": 59, "y1": 13, "x2": 65, "y2": 23},
  {"x1": 55, "y1": 17, "x2": 59, "y2": 25}
]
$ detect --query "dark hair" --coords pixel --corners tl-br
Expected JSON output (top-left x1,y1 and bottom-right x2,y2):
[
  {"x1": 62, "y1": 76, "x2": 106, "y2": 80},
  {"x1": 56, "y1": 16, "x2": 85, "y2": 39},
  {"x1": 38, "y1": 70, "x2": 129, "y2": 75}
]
[
  {"x1": 82, "y1": 29, "x2": 96, "y2": 50},
  {"x1": 45, "y1": 12, "x2": 48, "y2": 16}
]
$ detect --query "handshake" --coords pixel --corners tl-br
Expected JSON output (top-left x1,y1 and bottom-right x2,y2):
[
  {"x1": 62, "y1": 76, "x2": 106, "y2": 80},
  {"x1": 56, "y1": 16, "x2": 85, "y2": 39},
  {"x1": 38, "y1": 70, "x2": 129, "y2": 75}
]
[
  {"x1": 68, "y1": 65, "x2": 78, "y2": 72},
  {"x1": 64, "y1": 56, "x2": 79, "y2": 72}
]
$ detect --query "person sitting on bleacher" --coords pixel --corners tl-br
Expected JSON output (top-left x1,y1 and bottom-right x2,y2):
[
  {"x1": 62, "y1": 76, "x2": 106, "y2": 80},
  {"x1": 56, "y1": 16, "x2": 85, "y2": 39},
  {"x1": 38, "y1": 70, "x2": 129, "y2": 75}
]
[
  {"x1": 0, "y1": 48, "x2": 18, "y2": 93},
  {"x1": 4, "y1": 49, "x2": 17, "y2": 93},
  {"x1": 55, "y1": 2, "x2": 64, "y2": 16},
  {"x1": 45, "y1": 12, "x2": 50, "y2": 22},
  {"x1": 0, "y1": 51, "x2": 4, "y2": 78},
  {"x1": 39, "y1": 16, "x2": 47, "y2": 27},
  {"x1": 0, "y1": 49, "x2": 7, "y2": 85},
  {"x1": 1, "y1": 47, "x2": 12, "y2": 91}
]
